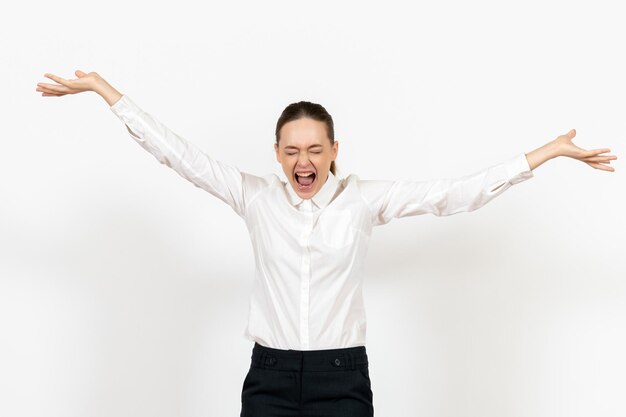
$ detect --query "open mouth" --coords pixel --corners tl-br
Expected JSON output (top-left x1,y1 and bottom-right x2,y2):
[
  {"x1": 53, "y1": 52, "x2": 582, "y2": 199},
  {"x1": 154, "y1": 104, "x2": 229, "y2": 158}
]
[{"x1": 295, "y1": 172, "x2": 316, "y2": 191}]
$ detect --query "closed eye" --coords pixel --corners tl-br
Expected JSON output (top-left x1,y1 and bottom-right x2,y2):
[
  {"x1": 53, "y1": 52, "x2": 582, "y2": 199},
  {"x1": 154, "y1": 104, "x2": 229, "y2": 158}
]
[{"x1": 286, "y1": 151, "x2": 322, "y2": 155}]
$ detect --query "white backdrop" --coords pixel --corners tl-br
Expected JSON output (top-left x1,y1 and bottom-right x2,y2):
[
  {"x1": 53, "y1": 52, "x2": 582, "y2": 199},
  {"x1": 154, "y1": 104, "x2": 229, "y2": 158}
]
[{"x1": 1, "y1": 0, "x2": 625, "y2": 416}]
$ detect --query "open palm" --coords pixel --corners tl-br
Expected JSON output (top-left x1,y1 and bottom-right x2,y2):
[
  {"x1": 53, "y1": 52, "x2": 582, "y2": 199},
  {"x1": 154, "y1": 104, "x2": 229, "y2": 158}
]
[
  {"x1": 35, "y1": 70, "x2": 98, "y2": 97},
  {"x1": 555, "y1": 129, "x2": 617, "y2": 172}
]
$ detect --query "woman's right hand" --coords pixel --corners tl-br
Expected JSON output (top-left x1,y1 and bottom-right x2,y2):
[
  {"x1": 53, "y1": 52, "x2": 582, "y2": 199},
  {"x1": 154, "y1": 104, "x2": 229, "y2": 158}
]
[
  {"x1": 36, "y1": 70, "x2": 123, "y2": 106},
  {"x1": 36, "y1": 70, "x2": 101, "y2": 97}
]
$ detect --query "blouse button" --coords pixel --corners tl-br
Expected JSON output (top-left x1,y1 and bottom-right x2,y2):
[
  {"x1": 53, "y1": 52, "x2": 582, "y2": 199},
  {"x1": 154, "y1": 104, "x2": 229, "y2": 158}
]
[{"x1": 334, "y1": 358, "x2": 341, "y2": 366}]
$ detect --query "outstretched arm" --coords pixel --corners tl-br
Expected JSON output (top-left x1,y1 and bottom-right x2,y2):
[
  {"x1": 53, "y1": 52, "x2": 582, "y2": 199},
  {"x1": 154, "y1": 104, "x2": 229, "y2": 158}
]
[
  {"x1": 358, "y1": 129, "x2": 617, "y2": 227},
  {"x1": 36, "y1": 70, "x2": 269, "y2": 219},
  {"x1": 358, "y1": 152, "x2": 534, "y2": 226}
]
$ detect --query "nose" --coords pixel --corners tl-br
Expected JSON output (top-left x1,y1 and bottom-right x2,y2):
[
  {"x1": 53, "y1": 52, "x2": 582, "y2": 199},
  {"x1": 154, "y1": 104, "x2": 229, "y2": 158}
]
[{"x1": 297, "y1": 153, "x2": 311, "y2": 167}]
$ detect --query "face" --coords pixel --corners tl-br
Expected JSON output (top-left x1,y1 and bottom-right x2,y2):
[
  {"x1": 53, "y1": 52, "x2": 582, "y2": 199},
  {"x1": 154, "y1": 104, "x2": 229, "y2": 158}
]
[{"x1": 274, "y1": 117, "x2": 339, "y2": 199}]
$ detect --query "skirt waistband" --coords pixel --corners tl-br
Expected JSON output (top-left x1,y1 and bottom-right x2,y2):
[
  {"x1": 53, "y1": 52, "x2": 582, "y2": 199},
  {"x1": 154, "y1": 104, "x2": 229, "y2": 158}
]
[{"x1": 249, "y1": 342, "x2": 368, "y2": 372}]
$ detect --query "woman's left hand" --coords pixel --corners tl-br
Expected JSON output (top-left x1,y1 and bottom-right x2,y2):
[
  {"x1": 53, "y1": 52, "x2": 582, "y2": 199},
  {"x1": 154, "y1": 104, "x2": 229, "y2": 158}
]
[{"x1": 553, "y1": 129, "x2": 617, "y2": 172}]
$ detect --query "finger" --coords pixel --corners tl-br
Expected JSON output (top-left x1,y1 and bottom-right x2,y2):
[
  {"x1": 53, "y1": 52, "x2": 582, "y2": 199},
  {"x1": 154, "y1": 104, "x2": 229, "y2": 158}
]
[
  {"x1": 567, "y1": 128, "x2": 576, "y2": 138},
  {"x1": 44, "y1": 72, "x2": 71, "y2": 87},
  {"x1": 36, "y1": 85, "x2": 64, "y2": 95},
  {"x1": 37, "y1": 88, "x2": 61, "y2": 96},
  {"x1": 586, "y1": 161, "x2": 615, "y2": 172},
  {"x1": 36, "y1": 83, "x2": 62, "y2": 91},
  {"x1": 38, "y1": 83, "x2": 69, "y2": 93},
  {"x1": 581, "y1": 148, "x2": 612, "y2": 157},
  {"x1": 36, "y1": 82, "x2": 58, "y2": 88},
  {"x1": 581, "y1": 155, "x2": 618, "y2": 162}
]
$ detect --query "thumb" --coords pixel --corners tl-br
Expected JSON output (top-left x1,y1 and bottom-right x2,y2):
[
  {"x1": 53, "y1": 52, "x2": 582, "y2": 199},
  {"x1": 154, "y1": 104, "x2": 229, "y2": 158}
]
[
  {"x1": 75, "y1": 70, "x2": 87, "y2": 78},
  {"x1": 568, "y1": 128, "x2": 576, "y2": 138}
]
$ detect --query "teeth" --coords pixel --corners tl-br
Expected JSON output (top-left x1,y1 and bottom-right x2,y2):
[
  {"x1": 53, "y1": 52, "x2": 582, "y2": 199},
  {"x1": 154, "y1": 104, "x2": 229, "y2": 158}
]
[{"x1": 296, "y1": 172, "x2": 314, "y2": 177}]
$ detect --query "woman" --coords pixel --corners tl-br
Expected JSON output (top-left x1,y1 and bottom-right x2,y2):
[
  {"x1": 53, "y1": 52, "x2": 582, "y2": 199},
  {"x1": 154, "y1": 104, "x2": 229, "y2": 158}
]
[{"x1": 36, "y1": 70, "x2": 617, "y2": 417}]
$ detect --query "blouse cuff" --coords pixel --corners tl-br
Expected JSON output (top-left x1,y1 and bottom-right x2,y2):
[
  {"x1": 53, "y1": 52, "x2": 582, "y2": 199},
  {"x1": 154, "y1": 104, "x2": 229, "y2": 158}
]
[{"x1": 506, "y1": 152, "x2": 534, "y2": 185}]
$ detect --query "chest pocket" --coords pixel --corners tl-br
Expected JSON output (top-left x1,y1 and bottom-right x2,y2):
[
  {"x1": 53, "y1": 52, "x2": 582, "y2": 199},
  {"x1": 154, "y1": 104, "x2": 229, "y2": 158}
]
[{"x1": 319, "y1": 209, "x2": 355, "y2": 249}]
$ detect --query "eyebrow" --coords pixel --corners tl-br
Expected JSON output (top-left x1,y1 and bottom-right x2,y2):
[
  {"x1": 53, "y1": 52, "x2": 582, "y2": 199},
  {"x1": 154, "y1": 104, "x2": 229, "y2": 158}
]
[{"x1": 284, "y1": 144, "x2": 324, "y2": 150}]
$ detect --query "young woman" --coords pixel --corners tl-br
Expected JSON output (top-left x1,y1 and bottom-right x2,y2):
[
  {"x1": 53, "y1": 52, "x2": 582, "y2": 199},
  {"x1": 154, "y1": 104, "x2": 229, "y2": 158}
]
[{"x1": 36, "y1": 70, "x2": 617, "y2": 417}]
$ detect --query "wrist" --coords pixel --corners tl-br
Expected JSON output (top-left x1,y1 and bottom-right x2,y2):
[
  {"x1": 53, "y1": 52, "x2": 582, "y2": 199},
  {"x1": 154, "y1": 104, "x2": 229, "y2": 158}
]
[
  {"x1": 545, "y1": 140, "x2": 562, "y2": 160},
  {"x1": 525, "y1": 140, "x2": 561, "y2": 171},
  {"x1": 92, "y1": 76, "x2": 123, "y2": 107},
  {"x1": 91, "y1": 74, "x2": 110, "y2": 95}
]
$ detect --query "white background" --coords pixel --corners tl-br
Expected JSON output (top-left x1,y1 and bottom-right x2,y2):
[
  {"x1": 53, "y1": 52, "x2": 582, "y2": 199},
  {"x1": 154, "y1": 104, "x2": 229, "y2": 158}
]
[{"x1": 1, "y1": 0, "x2": 625, "y2": 416}]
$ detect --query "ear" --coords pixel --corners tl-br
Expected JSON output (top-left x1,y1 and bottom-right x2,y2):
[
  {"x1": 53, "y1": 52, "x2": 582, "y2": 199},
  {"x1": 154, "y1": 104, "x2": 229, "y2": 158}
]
[
  {"x1": 332, "y1": 140, "x2": 339, "y2": 160},
  {"x1": 274, "y1": 143, "x2": 281, "y2": 163}
]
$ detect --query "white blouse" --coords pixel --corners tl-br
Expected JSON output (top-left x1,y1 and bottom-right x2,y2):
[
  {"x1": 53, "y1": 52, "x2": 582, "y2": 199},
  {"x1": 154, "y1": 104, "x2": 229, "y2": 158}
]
[{"x1": 109, "y1": 95, "x2": 535, "y2": 351}]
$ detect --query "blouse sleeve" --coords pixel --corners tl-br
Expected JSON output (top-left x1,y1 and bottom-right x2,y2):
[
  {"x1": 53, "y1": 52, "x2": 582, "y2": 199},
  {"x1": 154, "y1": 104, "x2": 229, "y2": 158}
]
[
  {"x1": 357, "y1": 152, "x2": 534, "y2": 226},
  {"x1": 109, "y1": 95, "x2": 268, "y2": 219}
]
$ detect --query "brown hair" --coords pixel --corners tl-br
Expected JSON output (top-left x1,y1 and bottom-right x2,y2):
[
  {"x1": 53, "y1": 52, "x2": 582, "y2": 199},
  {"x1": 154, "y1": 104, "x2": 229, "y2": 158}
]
[{"x1": 275, "y1": 101, "x2": 337, "y2": 176}]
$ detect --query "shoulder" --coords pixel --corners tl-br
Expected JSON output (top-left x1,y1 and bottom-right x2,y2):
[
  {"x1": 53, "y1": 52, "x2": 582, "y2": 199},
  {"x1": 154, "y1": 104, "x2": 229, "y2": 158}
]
[
  {"x1": 242, "y1": 171, "x2": 281, "y2": 205},
  {"x1": 339, "y1": 172, "x2": 360, "y2": 184},
  {"x1": 242, "y1": 171, "x2": 280, "y2": 187}
]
